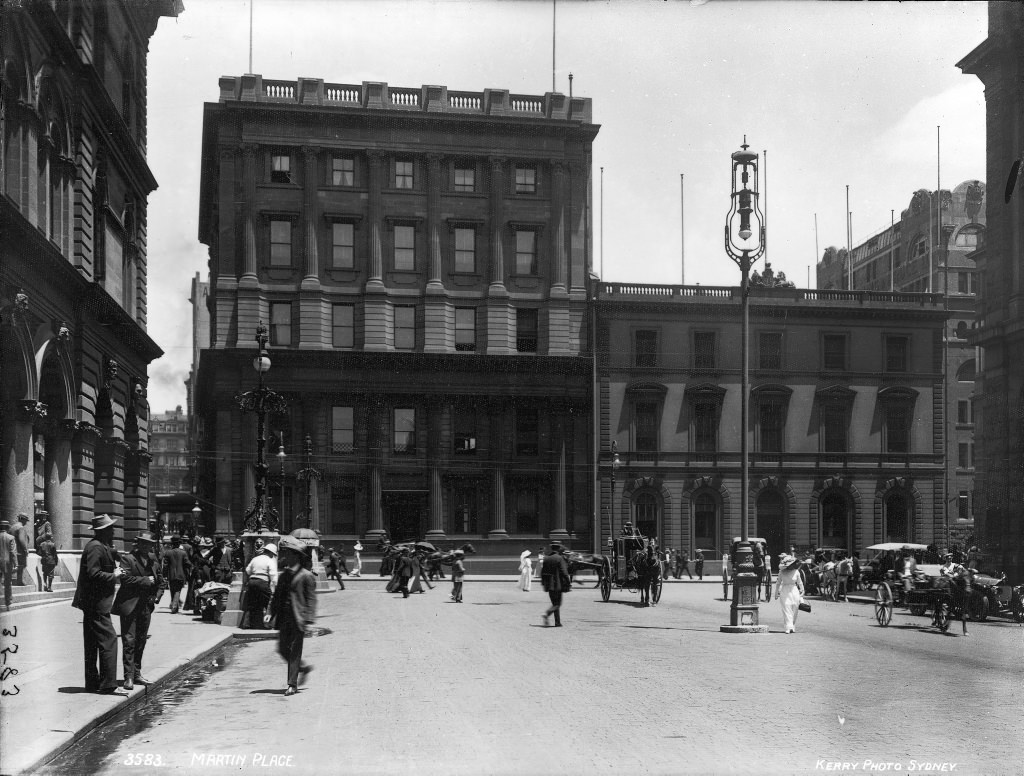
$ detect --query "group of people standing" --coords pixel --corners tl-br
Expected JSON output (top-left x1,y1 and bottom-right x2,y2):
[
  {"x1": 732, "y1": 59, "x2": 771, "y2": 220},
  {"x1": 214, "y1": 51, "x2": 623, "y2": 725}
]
[{"x1": 0, "y1": 513, "x2": 59, "y2": 609}]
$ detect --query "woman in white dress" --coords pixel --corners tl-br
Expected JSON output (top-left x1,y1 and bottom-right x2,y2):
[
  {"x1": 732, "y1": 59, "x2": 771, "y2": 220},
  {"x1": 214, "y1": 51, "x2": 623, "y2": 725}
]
[
  {"x1": 775, "y1": 554, "x2": 805, "y2": 633},
  {"x1": 518, "y1": 550, "x2": 533, "y2": 591},
  {"x1": 352, "y1": 541, "x2": 363, "y2": 577}
]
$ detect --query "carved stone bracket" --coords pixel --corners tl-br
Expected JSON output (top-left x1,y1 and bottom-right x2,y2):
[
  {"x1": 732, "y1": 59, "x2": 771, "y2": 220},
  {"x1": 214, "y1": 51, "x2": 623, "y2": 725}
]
[
  {"x1": 133, "y1": 449, "x2": 154, "y2": 467},
  {"x1": 74, "y1": 421, "x2": 101, "y2": 446},
  {"x1": 104, "y1": 358, "x2": 119, "y2": 389},
  {"x1": 17, "y1": 400, "x2": 47, "y2": 423},
  {"x1": 56, "y1": 320, "x2": 71, "y2": 348},
  {"x1": 693, "y1": 475, "x2": 716, "y2": 490},
  {"x1": 758, "y1": 475, "x2": 780, "y2": 490},
  {"x1": 823, "y1": 474, "x2": 845, "y2": 490},
  {"x1": 884, "y1": 476, "x2": 908, "y2": 491}
]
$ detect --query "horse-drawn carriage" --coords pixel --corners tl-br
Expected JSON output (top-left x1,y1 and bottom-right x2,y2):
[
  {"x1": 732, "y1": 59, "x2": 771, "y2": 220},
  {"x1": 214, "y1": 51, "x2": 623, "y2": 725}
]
[
  {"x1": 595, "y1": 533, "x2": 663, "y2": 605},
  {"x1": 872, "y1": 565, "x2": 967, "y2": 630}
]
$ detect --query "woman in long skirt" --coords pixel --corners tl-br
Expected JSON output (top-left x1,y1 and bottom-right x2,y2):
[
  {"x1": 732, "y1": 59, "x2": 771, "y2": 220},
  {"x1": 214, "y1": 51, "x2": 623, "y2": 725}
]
[
  {"x1": 518, "y1": 550, "x2": 533, "y2": 591},
  {"x1": 775, "y1": 554, "x2": 805, "y2": 633}
]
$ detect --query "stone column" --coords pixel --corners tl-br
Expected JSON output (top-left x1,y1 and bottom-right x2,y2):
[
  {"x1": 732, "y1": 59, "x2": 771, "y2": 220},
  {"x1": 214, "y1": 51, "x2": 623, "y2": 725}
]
[
  {"x1": 366, "y1": 150, "x2": 385, "y2": 289},
  {"x1": 241, "y1": 145, "x2": 259, "y2": 281},
  {"x1": 364, "y1": 402, "x2": 386, "y2": 540},
  {"x1": 44, "y1": 419, "x2": 76, "y2": 550},
  {"x1": 548, "y1": 410, "x2": 570, "y2": 541},
  {"x1": 426, "y1": 400, "x2": 446, "y2": 539},
  {"x1": 301, "y1": 146, "x2": 320, "y2": 285},
  {"x1": 487, "y1": 156, "x2": 506, "y2": 290},
  {"x1": 550, "y1": 161, "x2": 568, "y2": 295},
  {"x1": 488, "y1": 402, "x2": 508, "y2": 538},
  {"x1": 2, "y1": 401, "x2": 43, "y2": 537},
  {"x1": 426, "y1": 153, "x2": 444, "y2": 289}
]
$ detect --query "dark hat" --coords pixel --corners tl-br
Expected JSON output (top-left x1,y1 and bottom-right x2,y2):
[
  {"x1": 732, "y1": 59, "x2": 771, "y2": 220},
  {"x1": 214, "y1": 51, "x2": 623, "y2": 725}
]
[
  {"x1": 550, "y1": 542, "x2": 563, "y2": 551},
  {"x1": 278, "y1": 536, "x2": 309, "y2": 555},
  {"x1": 170, "y1": 534, "x2": 181, "y2": 544},
  {"x1": 16, "y1": 512, "x2": 29, "y2": 522},
  {"x1": 134, "y1": 531, "x2": 158, "y2": 545},
  {"x1": 91, "y1": 514, "x2": 117, "y2": 531},
  {"x1": 0, "y1": 520, "x2": 9, "y2": 529}
]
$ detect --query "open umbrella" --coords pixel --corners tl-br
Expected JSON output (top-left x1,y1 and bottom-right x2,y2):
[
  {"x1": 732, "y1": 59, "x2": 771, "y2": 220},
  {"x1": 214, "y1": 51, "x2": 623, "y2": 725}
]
[{"x1": 414, "y1": 541, "x2": 437, "y2": 552}]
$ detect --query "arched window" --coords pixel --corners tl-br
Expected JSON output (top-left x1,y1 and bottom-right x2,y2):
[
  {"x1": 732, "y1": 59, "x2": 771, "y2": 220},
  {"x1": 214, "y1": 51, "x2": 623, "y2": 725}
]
[
  {"x1": 693, "y1": 491, "x2": 718, "y2": 555},
  {"x1": 884, "y1": 492, "x2": 911, "y2": 543},
  {"x1": 635, "y1": 492, "x2": 659, "y2": 541},
  {"x1": 955, "y1": 225, "x2": 983, "y2": 248},
  {"x1": 820, "y1": 491, "x2": 848, "y2": 549}
]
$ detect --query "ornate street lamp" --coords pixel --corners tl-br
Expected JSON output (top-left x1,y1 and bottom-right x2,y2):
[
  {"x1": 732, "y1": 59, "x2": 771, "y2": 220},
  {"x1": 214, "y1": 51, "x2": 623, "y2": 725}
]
[
  {"x1": 297, "y1": 434, "x2": 324, "y2": 530},
  {"x1": 722, "y1": 138, "x2": 768, "y2": 633},
  {"x1": 235, "y1": 322, "x2": 288, "y2": 535},
  {"x1": 191, "y1": 501, "x2": 202, "y2": 536}
]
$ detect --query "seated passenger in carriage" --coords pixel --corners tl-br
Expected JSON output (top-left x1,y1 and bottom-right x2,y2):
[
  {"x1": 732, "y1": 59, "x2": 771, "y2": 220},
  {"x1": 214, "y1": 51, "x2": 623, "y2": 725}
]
[
  {"x1": 900, "y1": 548, "x2": 918, "y2": 593},
  {"x1": 620, "y1": 521, "x2": 639, "y2": 537}
]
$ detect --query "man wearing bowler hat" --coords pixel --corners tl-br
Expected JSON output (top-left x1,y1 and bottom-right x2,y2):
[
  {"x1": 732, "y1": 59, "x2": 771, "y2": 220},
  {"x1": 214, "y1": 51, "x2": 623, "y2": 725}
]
[
  {"x1": 114, "y1": 532, "x2": 164, "y2": 690},
  {"x1": 72, "y1": 514, "x2": 125, "y2": 694},
  {"x1": 541, "y1": 542, "x2": 572, "y2": 627},
  {"x1": 162, "y1": 535, "x2": 192, "y2": 614}
]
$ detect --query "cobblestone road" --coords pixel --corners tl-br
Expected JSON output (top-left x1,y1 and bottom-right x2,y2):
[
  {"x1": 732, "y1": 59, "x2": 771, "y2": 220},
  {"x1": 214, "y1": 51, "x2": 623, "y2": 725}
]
[{"x1": 41, "y1": 581, "x2": 1024, "y2": 776}]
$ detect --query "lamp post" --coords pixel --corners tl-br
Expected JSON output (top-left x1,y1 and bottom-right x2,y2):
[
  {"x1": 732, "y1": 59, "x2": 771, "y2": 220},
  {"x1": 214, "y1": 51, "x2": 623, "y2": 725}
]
[
  {"x1": 297, "y1": 434, "x2": 324, "y2": 529},
  {"x1": 609, "y1": 440, "x2": 621, "y2": 543},
  {"x1": 276, "y1": 438, "x2": 287, "y2": 531},
  {"x1": 191, "y1": 501, "x2": 202, "y2": 537},
  {"x1": 234, "y1": 322, "x2": 288, "y2": 536},
  {"x1": 722, "y1": 137, "x2": 768, "y2": 633}
]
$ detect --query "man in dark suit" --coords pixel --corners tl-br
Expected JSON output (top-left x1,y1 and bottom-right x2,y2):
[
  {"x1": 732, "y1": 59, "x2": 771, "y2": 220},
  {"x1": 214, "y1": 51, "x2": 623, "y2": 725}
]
[
  {"x1": 11, "y1": 513, "x2": 30, "y2": 586},
  {"x1": 0, "y1": 520, "x2": 16, "y2": 609},
  {"x1": 114, "y1": 532, "x2": 163, "y2": 690},
  {"x1": 541, "y1": 542, "x2": 572, "y2": 627},
  {"x1": 266, "y1": 536, "x2": 317, "y2": 696},
  {"x1": 395, "y1": 547, "x2": 414, "y2": 598},
  {"x1": 163, "y1": 535, "x2": 191, "y2": 613},
  {"x1": 72, "y1": 514, "x2": 124, "y2": 694}
]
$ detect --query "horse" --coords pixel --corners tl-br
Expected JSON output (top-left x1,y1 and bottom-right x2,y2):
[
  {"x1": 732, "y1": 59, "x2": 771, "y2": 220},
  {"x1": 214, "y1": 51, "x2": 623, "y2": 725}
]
[
  {"x1": 427, "y1": 543, "x2": 476, "y2": 579},
  {"x1": 565, "y1": 551, "x2": 607, "y2": 587},
  {"x1": 632, "y1": 544, "x2": 662, "y2": 606}
]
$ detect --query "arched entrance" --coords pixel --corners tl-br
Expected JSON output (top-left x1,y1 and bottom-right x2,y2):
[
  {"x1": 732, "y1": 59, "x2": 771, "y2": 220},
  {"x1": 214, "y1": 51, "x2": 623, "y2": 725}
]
[{"x1": 756, "y1": 489, "x2": 786, "y2": 571}]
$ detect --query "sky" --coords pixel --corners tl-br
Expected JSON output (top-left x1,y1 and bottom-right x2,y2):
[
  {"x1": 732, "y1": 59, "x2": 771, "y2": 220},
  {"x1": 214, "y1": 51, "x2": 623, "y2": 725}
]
[{"x1": 143, "y1": 0, "x2": 988, "y2": 412}]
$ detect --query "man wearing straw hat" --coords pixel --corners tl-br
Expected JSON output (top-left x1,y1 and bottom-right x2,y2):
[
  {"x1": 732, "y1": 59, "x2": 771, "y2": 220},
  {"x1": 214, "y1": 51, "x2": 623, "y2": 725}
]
[
  {"x1": 266, "y1": 536, "x2": 316, "y2": 696},
  {"x1": 71, "y1": 514, "x2": 125, "y2": 694}
]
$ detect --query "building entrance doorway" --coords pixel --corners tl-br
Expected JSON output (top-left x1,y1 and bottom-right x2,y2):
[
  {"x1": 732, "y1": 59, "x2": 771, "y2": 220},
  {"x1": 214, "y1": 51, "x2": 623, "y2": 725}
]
[
  {"x1": 757, "y1": 490, "x2": 786, "y2": 572},
  {"x1": 384, "y1": 491, "x2": 427, "y2": 542}
]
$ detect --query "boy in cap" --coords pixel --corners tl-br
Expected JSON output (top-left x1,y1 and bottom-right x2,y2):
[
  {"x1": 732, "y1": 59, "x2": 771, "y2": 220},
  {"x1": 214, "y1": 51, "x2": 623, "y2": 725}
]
[
  {"x1": 267, "y1": 536, "x2": 316, "y2": 696},
  {"x1": 72, "y1": 514, "x2": 125, "y2": 693},
  {"x1": 450, "y1": 549, "x2": 465, "y2": 603},
  {"x1": 114, "y1": 532, "x2": 164, "y2": 689}
]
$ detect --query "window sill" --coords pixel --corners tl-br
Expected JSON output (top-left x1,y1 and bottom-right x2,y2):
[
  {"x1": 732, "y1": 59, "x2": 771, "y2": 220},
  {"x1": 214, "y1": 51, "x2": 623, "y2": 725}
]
[
  {"x1": 326, "y1": 268, "x2": 360, "y2": 282},
  {"x1": 451, "y1": 272, "x2": 483, "y2": 287},
  {"x1": 265, "y1": 267, "x2": 299, "y2": 280},
  {"x1": 387, "y1": 270, "x2": 421, "y2": 284}
]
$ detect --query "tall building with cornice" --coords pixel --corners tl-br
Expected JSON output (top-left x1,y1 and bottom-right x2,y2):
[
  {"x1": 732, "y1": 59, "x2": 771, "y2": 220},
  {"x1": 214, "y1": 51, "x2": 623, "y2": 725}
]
[
  {"x1": 195, "y1": 76, "x2": 598, "y2": 548},
  {"x1": 1, "y1": 0, "x2": 181, "y2": 554},
  {"x1": 958, "y1": 1, "x2": 1024, "y2": 576}
]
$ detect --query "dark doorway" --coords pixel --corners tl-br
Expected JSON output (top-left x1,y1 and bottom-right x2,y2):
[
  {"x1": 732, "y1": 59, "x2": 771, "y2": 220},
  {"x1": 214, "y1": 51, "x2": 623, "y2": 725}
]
[
  {"x1": 384, "y1": 492, "x2": 427, "y2": 542},
  {"x1": 756, "y1": 490, "x2": 786, "y2": 572}
]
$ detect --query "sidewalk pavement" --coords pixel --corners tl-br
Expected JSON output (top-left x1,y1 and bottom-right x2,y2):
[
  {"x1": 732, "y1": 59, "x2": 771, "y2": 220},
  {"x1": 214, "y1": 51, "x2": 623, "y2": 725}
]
[{"x1": 0, "y1": 571, "x2": 738, "y2": 775}]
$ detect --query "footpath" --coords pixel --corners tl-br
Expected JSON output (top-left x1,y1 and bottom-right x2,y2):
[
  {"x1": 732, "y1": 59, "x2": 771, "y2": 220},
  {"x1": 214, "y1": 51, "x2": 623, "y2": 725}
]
[{"x1": 0, "y1": 570, "x2": 726, "y2": 776}]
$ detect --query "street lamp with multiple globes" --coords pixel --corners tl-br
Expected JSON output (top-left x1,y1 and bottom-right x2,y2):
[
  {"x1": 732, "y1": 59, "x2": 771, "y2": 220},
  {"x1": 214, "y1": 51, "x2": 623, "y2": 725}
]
[
  {"x1": 722, "y1": 137, "x2": 769, "y2": 633},
  {"x1": 235, "y1": 322, "x2": 289, "y2": 536}
]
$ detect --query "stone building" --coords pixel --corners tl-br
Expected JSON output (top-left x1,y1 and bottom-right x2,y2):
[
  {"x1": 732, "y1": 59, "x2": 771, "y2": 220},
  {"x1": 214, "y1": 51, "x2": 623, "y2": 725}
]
[
  {"x1": 195, "y1": 75, "x2": 598, "y2": 547},
  {"x1": 817, "y1": 181, "x2": 985, "y2": 550},
  {"x1": 958, "y1": 1, "x2": 1024, "y2": 575},
  {"x1": 1, "y1": 1, "x2": 181, "y2": 551},
  {"x1": 147, "y1": 406, "x2": 190, "y2": 515},
  {"x1": 596, "y1": 282, "x2": 948, "y2": 567}
]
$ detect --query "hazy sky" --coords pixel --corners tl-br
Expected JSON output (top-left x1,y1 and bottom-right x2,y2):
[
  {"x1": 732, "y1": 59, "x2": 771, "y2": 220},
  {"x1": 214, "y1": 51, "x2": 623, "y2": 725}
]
[{"x1": 143, "y1": 0, "x2": 987, "y2": 412}]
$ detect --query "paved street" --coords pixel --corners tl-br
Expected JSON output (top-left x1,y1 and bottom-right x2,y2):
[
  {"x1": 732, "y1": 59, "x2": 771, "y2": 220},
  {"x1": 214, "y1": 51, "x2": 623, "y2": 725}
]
[{"x1": 40, "y1": 581, "x2": 1024, "y2": 776}]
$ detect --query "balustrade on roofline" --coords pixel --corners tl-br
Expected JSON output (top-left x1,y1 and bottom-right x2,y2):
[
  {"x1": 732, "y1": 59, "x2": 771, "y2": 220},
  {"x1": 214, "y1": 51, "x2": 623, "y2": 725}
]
[{"x1": 597, "y1": 282, "x2": 943, "y2": 306}]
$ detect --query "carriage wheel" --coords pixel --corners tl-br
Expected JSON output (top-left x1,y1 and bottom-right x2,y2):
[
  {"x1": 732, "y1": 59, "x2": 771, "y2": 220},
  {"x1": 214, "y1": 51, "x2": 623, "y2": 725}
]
[
  {"x1": 652, "y1": 575, "x2": 663, "y2": 605},
  {"x1": 874, "y1": 583, "x2": 893, "y2": 627},
  {"x1": 1013, "y1": 594, "x2": 1024, "y2": 624},
  {"x1": 934, "y1": 600, "x2": 951, "y2": 632},
  {"x1": 600, "y1": 574, "x2": 612, "y2": 602},
  {"x1": 968, "y1": 593, "x2": 989, "y2": 622}
]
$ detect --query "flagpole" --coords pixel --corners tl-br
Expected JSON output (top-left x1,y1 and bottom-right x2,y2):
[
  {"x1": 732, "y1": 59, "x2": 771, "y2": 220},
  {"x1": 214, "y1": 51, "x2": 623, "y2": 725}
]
[{"x1": 680, "y1": 173, "x2": 685, "y2": 285}]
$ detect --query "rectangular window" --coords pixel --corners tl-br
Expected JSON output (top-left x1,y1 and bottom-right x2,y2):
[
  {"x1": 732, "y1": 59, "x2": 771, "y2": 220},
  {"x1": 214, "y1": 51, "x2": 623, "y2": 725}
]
[
  {"x1": 516, "y1": 308, "x2": 538, "y2": 353},
  {"x1": 271, "y1": 154, "x2": 292, "y2": 184},
  {"x1": 395, "y1": 159, "x2": 413, "y2": 189},
  {"x1": 453, "y1": 410, "x2": 476, "y2": 454},
  {"x1": 822, "y1": 404, "x2": 847, "y2": 453},
  {"x1": 957, "y1": 400, "x2": 973, "y2": 424},
  {"x1": 104, "y1": 224, "x2": 124, "y2": 309},
  {"x1": 958, "y1": 442, "x2": 972, "y2": 469},
  {"x1": 693, "y1": 401, "x2": 717, "y2": 454},
  {"x1": 885, "y1": 405, "x2": 911, "y2": 454},
  {"x1": 514, "y1": 488, "x2": 539, "y2": 534},
  {"x1": 455, "y1": 307, "x2": 476, "y2": 351},
  {"x1": 516, "y1": 408, "x2": 539, "y2": 456},
  {"x1": 515, "y1": 230, "x2": 537, "y2": 275},
  {"x1": 693, "y1": 332, "x2": 716, "y2": 370},
  {"x1": 332, "y1": 304, "x2": 354, "y2": 349},
  {"x1": 331, "y1": 222, "x2": 354, "y2": 269},
  {"x1": 635, "y1": 401, "x2": 659, "y2": 453},
  {"x1": 270, "y1": 220, "x2": 292, "y2": 266},
  {"x1": 823, "y1": 334, "x2": 847, "y2": 371},
  {"x1": 885, "y1": 336, "x2": 909, "y2": 372},
  {"x1": 454, "y1": 227, "x2": 475, "y2": 273},
  {"x1": 330, "y1": 487, "x2": 356, "y2": 534},
  {"x1": 270, "y1": 302, "x2": 291, "y2": 346},
  {"x1": 759, "y1": 401, "x2": 784, "y2": 453},
  {"x1": 393, "y1": 408, "x2": 415, "y2": 454},
  {"x1": 394, "y1": 305, "x2": 416, "y2": 351},
  {"x1": 331, "y1": 156, "x2": 354, "y2": 186},
  {"x1": 515, "y1": 166, "x2": 536, "y2": 194},
  {"x1": 958, "y1": 490, "x2": 970, "y2": 520},
  {"x1": 958, "y1": 272, "x2": 970, "y2": 294},
  {"x1": 454, "y1": 165, "x2": 475, "y2": 192},
  {"x1": 331, "y1": 406, "x2": 354, "y2": 454},
  {"x1": 635, "y1": 330, "x2": 658, "y2": 368},
  {"x1": 394, "y1": 224, "x2": 415, "y2": 270},
  {"x1": 758, "y1": 332, "x2": 782, "y2": 370}
]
